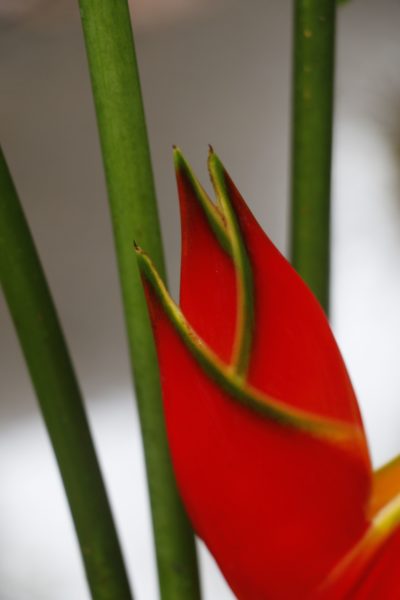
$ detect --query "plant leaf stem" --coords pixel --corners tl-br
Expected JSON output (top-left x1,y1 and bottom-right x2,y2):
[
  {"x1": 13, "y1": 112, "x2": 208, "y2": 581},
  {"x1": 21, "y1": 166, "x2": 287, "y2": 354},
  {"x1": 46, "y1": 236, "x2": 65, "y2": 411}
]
[
  {"x1": 77, "y1": 2, "x2": 201, "y2": 598},
  {"x1": 0, "y1": 146, "x2": 133, "y2": 600},
  {"x1": 290, "y1": 0, "x2": 336, "y2": 313}
]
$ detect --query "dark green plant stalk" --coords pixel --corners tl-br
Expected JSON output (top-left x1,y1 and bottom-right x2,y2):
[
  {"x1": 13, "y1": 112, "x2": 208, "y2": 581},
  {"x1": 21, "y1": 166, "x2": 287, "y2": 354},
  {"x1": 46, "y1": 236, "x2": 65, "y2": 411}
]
[
  {"x1": 0, "y1": 147, "x2": 132, "y2": 600},
  {"x1": 290, "y1": 0, "x2": 336, "y2": 313},
  {"x1": 77, "y1": 2, "x2": 201, "y2": 598}
]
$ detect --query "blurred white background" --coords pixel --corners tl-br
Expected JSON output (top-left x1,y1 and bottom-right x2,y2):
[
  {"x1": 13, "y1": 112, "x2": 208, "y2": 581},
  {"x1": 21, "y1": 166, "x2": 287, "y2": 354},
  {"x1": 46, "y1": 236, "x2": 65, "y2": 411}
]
[{"x1": 1, "y1": 0, "x2": 400, "y2": 598}]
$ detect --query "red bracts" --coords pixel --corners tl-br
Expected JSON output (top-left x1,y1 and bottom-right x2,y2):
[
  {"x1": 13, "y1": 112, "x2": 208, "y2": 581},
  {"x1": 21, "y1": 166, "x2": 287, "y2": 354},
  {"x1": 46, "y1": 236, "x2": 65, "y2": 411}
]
[{"x1": 136, "y1": 149, "x2": 400, "y2": 599}]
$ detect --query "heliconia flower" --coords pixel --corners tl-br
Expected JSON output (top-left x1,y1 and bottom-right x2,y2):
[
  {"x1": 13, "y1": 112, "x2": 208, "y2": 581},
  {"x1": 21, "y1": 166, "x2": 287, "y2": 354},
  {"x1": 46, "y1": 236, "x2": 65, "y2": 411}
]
[{"x1": 135, "y1": 148, "x2": 400, "y2": 599}]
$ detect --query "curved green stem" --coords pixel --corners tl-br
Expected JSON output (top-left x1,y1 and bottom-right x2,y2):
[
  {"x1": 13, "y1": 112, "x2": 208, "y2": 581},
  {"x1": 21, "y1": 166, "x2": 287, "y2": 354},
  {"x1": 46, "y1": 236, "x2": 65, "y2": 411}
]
[
  {"x1": 290, "y1": 0, "x2": 336, "y2": 314},
  {"x1": 0, "y1": 147, "x2": 133, "y2": 600},
  {"x1": 77, "y1": 2, "x2": 201, "y2": 598}
]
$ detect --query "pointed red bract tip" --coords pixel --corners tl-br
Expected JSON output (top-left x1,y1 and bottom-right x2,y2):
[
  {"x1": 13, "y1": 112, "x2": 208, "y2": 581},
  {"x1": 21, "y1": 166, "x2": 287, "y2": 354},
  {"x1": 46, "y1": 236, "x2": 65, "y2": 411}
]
[{"x1": 175, "y1": 150, "x2": 237, "y2": 363}]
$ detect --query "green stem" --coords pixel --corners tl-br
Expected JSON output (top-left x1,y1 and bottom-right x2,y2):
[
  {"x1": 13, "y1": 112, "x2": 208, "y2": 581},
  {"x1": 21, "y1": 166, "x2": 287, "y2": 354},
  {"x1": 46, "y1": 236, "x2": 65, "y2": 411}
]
[
  {"x1": 0, "y1": 147, "x2": 132, "y2": 600},
  {"x1": 290, "y1": 0, "x2": 336, "y2": 313},
  {"x1": 77, "y1": 2, "x2": 201, "y2": 598}
]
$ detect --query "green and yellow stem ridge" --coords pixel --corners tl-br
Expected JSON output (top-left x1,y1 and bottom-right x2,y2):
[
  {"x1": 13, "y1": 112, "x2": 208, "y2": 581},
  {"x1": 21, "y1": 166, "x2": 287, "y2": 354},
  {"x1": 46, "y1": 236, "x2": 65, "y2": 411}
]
[
  {"x1": 208, "y1": 150, "x2": 254, "y2": 377},
  {"x1": 173, "y1": 147, "x2": 230, "y2": 253},
  {"x1": 0, "y1": 147, "x2": 133, "y2": 600},
  {"x1": 77, "y1": 3, "x2": 200, "y2": 599},
  {"x1": 290, "y1": 0, "x2": 336, "y2": 314}
]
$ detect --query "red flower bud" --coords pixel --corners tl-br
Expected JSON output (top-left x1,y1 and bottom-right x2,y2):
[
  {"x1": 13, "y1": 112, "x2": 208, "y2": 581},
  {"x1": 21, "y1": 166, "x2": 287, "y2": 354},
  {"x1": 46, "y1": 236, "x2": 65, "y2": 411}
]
[{"x1": 136, "y1": 149, "x2": 400, "y2": 599}]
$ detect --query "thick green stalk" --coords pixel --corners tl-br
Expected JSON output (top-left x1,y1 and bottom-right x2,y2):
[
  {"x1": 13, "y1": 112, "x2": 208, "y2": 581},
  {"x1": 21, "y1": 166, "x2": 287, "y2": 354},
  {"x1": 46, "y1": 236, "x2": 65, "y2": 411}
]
[
  {"x1": 290, "y1": 0, "x2": 336, "y2": 313},
  {"x1": 77, "y1": 2, "x2": 201, "y2": 599},
  {"x1": 0, "y1": 147, "x2": 132, "y2": 600}
]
